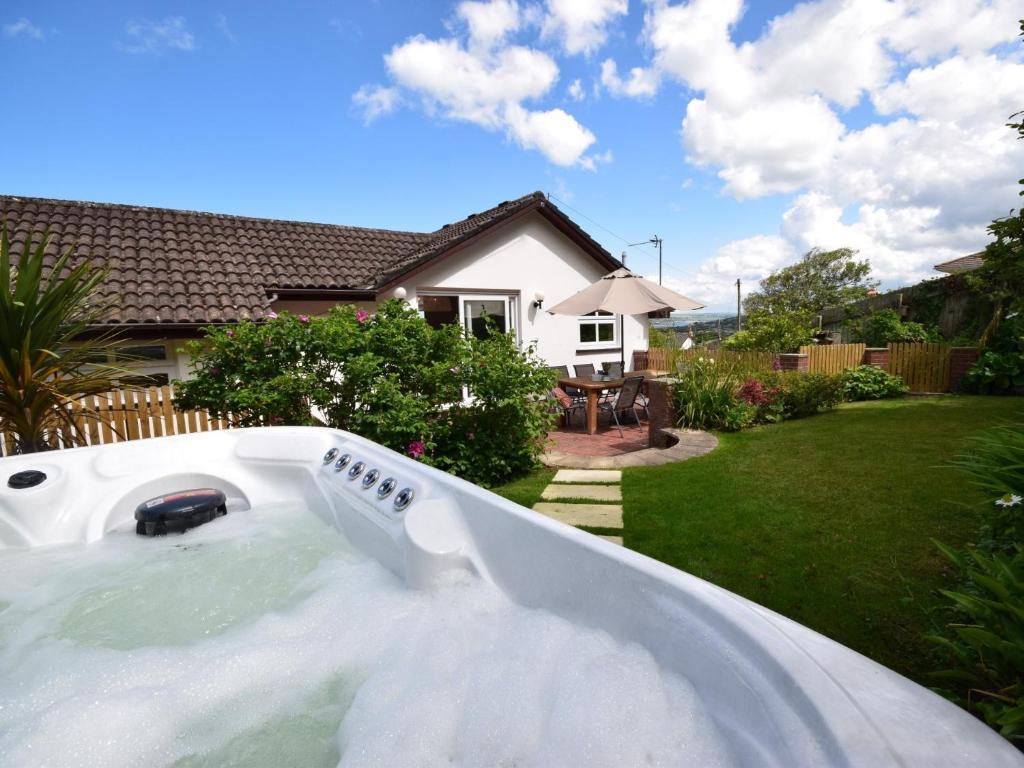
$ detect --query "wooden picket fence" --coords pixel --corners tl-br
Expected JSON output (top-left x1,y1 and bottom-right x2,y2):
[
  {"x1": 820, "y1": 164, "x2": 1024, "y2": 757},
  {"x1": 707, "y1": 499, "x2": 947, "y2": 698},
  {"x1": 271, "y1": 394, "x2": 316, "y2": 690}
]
[
  {"x1": 0, "y1": 385, "x2": 230, "y2": 458},
  {"x1": 887, "y1": 342, "x2": 952, "y2": 393},
  {"x1": 799, "y1": 343, "x2": 866, "y2": 375}
]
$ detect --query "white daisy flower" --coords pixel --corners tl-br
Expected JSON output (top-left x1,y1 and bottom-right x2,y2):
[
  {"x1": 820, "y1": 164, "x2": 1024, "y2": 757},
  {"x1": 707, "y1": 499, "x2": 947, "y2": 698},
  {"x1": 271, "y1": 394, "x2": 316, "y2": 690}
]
[{"x1": 995, "y1": 494, "x2": 1022, "y2": 508}]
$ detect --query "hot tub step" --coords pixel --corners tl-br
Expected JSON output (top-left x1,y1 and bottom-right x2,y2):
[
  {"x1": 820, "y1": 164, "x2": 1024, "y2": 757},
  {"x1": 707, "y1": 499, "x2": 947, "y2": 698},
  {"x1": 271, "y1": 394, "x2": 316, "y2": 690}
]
[{"x1": 532, "y1": 503, "x2": 623, "y2": 528}]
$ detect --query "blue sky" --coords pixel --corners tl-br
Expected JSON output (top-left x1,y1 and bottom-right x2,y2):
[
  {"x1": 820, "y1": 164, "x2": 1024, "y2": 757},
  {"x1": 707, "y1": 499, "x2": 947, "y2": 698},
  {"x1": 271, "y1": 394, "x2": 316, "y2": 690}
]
[{"x1": 2, "y1": 1, "x2": 1022, "y2": 310}]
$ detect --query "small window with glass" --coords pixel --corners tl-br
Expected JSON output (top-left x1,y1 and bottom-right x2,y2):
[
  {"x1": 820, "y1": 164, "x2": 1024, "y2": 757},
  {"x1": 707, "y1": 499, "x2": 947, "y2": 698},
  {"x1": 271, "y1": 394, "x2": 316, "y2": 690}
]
[{"x1": 578, "y1": 311, "x2": 616, "y2": 346}]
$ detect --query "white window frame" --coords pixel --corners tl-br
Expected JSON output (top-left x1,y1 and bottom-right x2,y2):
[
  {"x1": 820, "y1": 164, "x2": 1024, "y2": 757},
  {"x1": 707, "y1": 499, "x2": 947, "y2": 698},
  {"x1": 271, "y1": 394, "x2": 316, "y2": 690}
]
[{"x1": 577, "y1": 311, "x2": 617, "y2": 347}]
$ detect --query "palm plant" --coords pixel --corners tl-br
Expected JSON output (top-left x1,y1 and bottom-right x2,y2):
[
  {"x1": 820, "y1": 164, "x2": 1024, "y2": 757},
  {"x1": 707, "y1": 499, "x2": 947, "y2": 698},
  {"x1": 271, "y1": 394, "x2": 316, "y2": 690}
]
[{"x1": 1, "y1": 224, "x2": 134, "y2": 453}]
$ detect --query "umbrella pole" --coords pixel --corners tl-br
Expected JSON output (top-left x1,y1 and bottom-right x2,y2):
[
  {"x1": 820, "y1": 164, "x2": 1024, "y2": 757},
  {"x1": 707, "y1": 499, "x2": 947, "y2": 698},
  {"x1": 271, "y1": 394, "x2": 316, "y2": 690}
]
[{"x1": 620, "y1": 314, "x2": 625, "y2": 372}]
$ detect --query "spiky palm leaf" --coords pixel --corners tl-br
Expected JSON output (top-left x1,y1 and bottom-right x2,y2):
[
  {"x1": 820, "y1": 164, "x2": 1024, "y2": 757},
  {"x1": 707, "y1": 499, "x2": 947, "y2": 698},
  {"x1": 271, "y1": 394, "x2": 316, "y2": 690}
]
[{"x1": 0, "y1": 224, "x2": 139, "y2": 453}]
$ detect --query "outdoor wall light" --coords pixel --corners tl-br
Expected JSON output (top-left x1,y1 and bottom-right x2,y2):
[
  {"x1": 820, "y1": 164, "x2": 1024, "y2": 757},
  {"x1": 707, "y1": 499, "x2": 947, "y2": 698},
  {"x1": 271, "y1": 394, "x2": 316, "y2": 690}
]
[
  {"x1": 533, "y1": 290, "x2": 545, "y2": 309},
  {"x1": 394, "y1": 287, "x2": 408, "y2": 300}
]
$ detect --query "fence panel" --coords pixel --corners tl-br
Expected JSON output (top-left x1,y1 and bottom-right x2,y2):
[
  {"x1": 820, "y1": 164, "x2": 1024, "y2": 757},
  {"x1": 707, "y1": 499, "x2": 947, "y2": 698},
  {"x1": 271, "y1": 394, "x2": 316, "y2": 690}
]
[
  {"x1": 0, "y1": 385, "x2": 232, "y2": 457},
  {"x1": 799, "y1": 343, "x2": 866, "y2": 375},
  {"x1": 887, "y1": 342, "x2": 952, "y2": 392}
]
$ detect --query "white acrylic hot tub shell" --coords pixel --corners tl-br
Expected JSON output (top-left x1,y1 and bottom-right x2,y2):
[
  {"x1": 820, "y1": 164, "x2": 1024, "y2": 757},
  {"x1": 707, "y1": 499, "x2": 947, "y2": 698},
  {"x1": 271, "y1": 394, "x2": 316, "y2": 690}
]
[{"x1": 0, "y1": 427, "x2": 1019, "y2": 767}]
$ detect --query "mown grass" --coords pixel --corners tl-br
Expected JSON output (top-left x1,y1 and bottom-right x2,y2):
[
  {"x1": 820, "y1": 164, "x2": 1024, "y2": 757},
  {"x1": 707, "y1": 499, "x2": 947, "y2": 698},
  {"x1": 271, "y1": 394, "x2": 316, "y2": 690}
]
[{"x1": 494, "y1": 396, "x2": 1023, "y2": 684}]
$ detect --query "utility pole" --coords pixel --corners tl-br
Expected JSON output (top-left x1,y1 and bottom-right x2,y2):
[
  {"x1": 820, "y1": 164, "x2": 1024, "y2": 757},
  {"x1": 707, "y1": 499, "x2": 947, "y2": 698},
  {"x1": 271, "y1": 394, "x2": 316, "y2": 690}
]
[
  {"x1": 736, "y1": 278, "x2": 742, "y2": 332},
  {"x1": 653, "y1": 235, "x2": 663, "y2": 285},
  {"x1": 626, "y1": 236, "x2": 662, "y2": 283}
]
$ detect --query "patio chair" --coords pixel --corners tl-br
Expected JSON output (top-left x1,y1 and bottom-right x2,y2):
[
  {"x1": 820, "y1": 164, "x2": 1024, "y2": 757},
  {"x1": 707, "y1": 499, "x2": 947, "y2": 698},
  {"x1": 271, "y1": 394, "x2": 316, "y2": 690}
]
[
  {"x1": 603, "y1": 361, "x2": 624, "y2": 379},
  {"x1": 573, "y1": 363, "x2": 596, "y2": 379},
  {"x1": 549, "y1": 365, "x2": 585, "y2": 404},
  {"x1": 547, "y1": 387, "x2": 584, "y2": 428},
  {"x1": 598, "y1": 376, "x2": 648, "y2": 438}
]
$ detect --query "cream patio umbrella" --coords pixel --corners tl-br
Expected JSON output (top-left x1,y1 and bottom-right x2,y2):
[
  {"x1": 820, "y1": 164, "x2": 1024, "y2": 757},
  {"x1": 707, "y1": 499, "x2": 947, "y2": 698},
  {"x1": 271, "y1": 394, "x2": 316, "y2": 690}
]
[{"x1": 546, "y1": 268, "x2": 705, "y2": 371}]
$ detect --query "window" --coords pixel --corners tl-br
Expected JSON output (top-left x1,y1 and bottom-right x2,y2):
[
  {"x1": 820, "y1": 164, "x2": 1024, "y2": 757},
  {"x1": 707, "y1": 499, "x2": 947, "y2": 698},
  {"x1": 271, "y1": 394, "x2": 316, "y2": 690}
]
[
  {"x1": 578, "y1": 311, "x2": 616, "y2": 346},
  {"x1": 118, "y1": 345, "x2": 168, "y2": 361}
]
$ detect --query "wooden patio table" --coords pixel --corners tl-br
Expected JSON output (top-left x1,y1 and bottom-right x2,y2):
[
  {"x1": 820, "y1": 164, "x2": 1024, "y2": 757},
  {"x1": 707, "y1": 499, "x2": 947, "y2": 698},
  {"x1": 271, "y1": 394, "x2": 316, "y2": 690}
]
[{"x1": 557, "y1": 369, "x2": 661, "y2": 435}]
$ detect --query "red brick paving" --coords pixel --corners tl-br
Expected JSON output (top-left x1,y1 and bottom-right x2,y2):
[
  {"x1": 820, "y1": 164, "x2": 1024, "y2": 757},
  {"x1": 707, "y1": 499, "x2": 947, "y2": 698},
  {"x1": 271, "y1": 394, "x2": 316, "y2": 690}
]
[{"x1": 546, "y1": 419, "x2": 648, "y2": 457}]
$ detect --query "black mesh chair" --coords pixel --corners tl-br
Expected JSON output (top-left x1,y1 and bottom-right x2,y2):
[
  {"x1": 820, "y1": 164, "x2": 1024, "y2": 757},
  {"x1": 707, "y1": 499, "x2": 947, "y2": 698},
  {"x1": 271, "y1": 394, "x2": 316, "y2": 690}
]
[
  {"x1": 603, "y1": 361, "x2": 624, "y2": 379},
  {"x1": 598, "y1": 376, "x2": 648, "y2": 437},
  {"x1": 573, "y1": 363, "x2": 596, "y2": 379}
]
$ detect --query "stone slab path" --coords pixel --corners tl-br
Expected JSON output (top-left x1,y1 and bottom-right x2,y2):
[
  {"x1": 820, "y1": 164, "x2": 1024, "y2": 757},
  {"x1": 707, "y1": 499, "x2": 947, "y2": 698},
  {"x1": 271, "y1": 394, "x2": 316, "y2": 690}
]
[
  {"x1": 533, "y1": 468, "x2": 626, "y2": 545},
  {"x1": 541, "y1": 484, "x2": 622, "y2": 502}
]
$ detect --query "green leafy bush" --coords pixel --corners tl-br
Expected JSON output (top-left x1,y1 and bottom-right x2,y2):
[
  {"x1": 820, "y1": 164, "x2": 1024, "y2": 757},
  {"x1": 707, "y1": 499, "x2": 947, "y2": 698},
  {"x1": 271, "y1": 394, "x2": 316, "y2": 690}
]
[
  {"x1": 722, "y1": 311, "x2": 815, "y2": 353},
  {"x1": 671, "y1": 357, "x2": 741, "y2": 431},
  {"x1": 848, "y1": 308, "x2": 940, "y2": 347},
  {"x1": 175, "y1": 302, "x2": 554, "y2": 486},
  {"x1": 966, "y1": 351, "x2": 1024, "y2": 393},
  {"x1": 930, "y1": 543, "x2": 1024, "y2": 743},
  {"x1": 753, "y1": 372, "x2": 843, "y2": 419},
  {"x1": 840, "y1": 365, "x2": 909, "y2": 401}
]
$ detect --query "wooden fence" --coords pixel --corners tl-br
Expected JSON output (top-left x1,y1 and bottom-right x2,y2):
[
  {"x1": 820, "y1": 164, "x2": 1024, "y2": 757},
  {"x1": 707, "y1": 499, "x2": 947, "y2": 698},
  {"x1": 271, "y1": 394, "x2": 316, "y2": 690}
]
[
  {"x1": 799, "y1": 343, "x2": 866, "y2": 375},
  {"x1": 887, "y1": 342, "x2": 952, "y2": 393},
  {"x1": 641, "y1": 347, "x2": 776, "y2": 374},
  {"x1": 0, "y1": 385, "x2": 230, "y2": 458}
]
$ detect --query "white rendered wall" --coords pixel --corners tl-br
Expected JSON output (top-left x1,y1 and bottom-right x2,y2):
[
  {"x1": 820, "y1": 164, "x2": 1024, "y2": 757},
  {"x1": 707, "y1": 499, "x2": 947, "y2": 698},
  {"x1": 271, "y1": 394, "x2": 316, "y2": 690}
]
[{"x1": 388, "y1": 214, "x2": 648, "y2": 370}]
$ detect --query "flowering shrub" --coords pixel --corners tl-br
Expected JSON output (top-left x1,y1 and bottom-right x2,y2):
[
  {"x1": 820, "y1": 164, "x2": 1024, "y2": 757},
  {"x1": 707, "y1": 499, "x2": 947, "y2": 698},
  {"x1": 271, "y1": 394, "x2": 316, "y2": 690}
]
[
  {"x1": 737, "y1": 378, "x2": 785, "y2": 423},
  {"x1": 174, "y1": 301, "x2": 554, "y2": 486}
]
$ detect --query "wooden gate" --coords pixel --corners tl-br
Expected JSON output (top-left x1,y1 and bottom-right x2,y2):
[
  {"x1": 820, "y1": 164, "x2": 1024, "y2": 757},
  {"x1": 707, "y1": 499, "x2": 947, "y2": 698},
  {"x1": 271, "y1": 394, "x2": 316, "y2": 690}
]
[
  {"x1": 799, "y1": 343, "x2": 866, "y2": 375},
  {"x1": 887, "y1": 342, "x2": 952, "y2": 392}
]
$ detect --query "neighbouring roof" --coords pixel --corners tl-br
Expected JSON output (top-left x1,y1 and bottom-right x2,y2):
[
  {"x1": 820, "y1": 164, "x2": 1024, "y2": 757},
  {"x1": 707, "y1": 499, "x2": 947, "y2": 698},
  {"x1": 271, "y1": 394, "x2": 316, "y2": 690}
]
[
  {"x1": 935, "y1": 252, "x2": 985, "y2": 274},
  {"x1": 0, "y1": 191, "x2": 618, "y2": 327}
]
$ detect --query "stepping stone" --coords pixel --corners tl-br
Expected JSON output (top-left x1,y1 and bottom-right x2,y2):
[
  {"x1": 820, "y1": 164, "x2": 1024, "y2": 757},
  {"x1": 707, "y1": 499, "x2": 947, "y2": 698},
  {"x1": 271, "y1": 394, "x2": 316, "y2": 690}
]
[
  {"x1": 532, "y1": 503, "x2": 623, "y2": 528},
  {"x1": 552, "y1": 469, "x2": 622, "y2": 483},
  {"x1": 541, "y1": 484, "x2": 622, "y2": 502},
  {"x1": 597, "y1": 534, "x2": 624, "y2": 546}
]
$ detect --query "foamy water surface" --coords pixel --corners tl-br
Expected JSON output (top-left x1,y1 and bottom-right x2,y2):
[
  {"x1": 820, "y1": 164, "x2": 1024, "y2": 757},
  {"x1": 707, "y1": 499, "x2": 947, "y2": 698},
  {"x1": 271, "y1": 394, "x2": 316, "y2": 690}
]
[{"x1": 0, "y1": 503, "x2": 736, "y2": 767}]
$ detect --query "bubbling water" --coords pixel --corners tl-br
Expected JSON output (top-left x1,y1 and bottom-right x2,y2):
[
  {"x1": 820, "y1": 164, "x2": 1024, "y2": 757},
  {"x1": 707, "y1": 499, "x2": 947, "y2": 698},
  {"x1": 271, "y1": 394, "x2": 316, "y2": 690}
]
[{"x1": 0, "y1": 503, "x2": 736, "y2": 768}]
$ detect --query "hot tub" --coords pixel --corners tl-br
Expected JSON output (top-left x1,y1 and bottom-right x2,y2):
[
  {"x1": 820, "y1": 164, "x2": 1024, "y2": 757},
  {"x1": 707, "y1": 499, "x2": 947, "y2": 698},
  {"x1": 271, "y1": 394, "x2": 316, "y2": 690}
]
[{"x1": 0, "y1": 427, "x2": 1018, "y2": 767}]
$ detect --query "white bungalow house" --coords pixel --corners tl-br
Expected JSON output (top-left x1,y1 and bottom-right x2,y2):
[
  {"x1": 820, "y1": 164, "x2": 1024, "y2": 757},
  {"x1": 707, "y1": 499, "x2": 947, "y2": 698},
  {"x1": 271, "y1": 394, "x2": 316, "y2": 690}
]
[{"x1": 1, "y1": 192, "x2": 650, "y2": 383}]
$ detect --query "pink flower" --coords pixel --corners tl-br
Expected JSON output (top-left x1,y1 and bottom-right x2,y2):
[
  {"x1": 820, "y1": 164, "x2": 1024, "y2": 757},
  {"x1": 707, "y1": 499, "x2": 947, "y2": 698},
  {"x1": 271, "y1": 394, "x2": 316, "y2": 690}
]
[
  {"x1": 266, "y1": 311, "x2": 278, "y2": 320},
  {"x1": 467, "y1": 431, "x2": 475, "y2": 440},
  {"x1": 225, "y1": 329, "x2": 234, "y2": 338},
  {"x1": 299, "y1": 314, "x2": 310, "y2": 323},
  {"x1": 408, "y1": 440, "x2": 425, "y2": 458},
  {"x1": 357, "y1": 310, "x2": 369, "y2": 323}
]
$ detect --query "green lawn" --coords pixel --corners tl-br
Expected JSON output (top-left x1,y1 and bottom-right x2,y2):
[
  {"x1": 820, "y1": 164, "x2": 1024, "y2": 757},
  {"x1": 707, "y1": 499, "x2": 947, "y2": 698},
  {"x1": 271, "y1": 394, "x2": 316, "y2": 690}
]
[{"x1": 493, "y1": 396, "x2": 1023, "y2": 684}]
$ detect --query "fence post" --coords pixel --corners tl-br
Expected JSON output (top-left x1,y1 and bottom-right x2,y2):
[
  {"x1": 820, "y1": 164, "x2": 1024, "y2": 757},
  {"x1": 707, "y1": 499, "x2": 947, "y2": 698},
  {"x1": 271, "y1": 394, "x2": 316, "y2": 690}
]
[
  {"x1": 863, "y1": 347, "x2": 889, "y2": 370},
  {"x1": 776, "y1": 353, "x2": 809, "y2": 372},
  {"x1": 949, "y1": 347, "x2": 980, "y2": 392}
]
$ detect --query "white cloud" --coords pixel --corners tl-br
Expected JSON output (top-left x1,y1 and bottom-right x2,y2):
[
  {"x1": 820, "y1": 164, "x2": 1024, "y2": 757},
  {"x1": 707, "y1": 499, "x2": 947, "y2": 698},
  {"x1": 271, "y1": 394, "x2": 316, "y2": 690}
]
[
  {"x1": 600, "y1": 59, "x2": 660, "y2": 98},
  {"x1": 635, "y1": 0, "x2": 1024, "y2": 306},
  {"x1": 215, "y1": 14, "x2": 237, "y2": 44},
  {"x1": 4, "y1": 17, "x2": 43, "y2": 40},
  {"x1": 358, "y1": 0, "x2": 601, "y2": 168},
  {"x1": 117, "y1": 17, "x2": 195, "y2": 54},
  {"x1": 504, "y1": 103, "x2": 596, "y2": 166},
  {"x1": 353, "y1": 84, "x2": 401, "y2": 124},
  {"x1": 685, "y1": 235, "x2": 795, "y2": 307},
  {"x1": 541, "y1": 0, "x2": 628, "y2": 55},
  {"x1": 458, "y1": 0, "x2": 519, "y2": 52},
  {"x1": 567, "y1": 78, "x2": 584, "y2": 101}
]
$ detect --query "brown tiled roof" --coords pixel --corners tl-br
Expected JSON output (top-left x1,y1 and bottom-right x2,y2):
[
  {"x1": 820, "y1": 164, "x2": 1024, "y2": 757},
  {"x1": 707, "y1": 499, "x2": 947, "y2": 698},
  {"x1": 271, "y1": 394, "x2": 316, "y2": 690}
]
[
  {"x1": 935, "y1": 252, "x2": 984, "y2": 274},
  {"x1": 0, "y1": 191, "x2": 616, "y2": 327}
]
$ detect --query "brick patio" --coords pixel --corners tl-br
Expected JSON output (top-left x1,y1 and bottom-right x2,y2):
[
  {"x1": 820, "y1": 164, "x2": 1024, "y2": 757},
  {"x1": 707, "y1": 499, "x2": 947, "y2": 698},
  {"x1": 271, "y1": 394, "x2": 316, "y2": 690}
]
[{"x1": 545, "y1": 419, "x2": 648, "y2": 457}]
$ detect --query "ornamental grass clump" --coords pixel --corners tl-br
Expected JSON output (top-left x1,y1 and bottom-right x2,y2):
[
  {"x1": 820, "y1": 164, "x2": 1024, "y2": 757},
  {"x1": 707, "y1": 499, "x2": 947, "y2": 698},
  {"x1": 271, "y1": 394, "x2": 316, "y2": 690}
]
[
  {"x1": 671, "y1": 356, "x2": 742, "y2": 431},
  {"x1": 174, "y1": 301, "x2": 554, "y2": 487}
]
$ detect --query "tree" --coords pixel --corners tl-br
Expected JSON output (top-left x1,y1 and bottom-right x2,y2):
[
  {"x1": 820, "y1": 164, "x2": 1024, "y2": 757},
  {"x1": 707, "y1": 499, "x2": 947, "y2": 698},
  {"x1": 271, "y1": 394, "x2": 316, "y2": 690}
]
[
  {"x1": 970, "y1": 18, "x2": 1024, "y2": 349},
  {"x1": 743, "y1": 247, "x2": 877, "y2": 316},
  {"x1": 0, "y1": 226, "x2": 132, "y2": 453}
]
